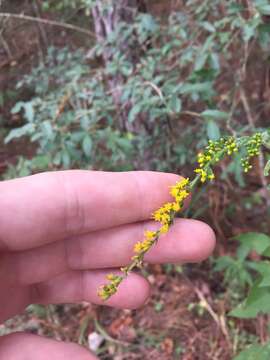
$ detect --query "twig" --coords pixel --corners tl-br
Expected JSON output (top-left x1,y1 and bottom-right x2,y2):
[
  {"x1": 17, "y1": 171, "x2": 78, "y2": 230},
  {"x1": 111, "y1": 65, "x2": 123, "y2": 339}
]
[
  {"x1": 240, "y1": 88, "x2": 254, "y2": 129},
  {"x1": 0, "y1": 12, "x2": 96, "y2": 38},
  {"x1": 78, "y1": 315, "x2": 91, "y2": 345},
  {"x1": 226, "y1": 88, "x2": 238, "y2": 137},
  {"x1": 0, "y1": 32, "x2": 12, "y2": 59},
  {"x1": 94, "y1": 319, "x2": 130, "y2": 347},
  {"x1": 180, "y1": 110, "x2": 202, "y2": 119},
  {"x1": 0, "y1": 17, "x2": 12, "y2": 59},
  {"x1": 32, "y1": 0, "x2": 49, "y2": 48},
  {"x1": 192, "y1": 284, "x2": 232, "y2": 348},
  {"x1": 144, "y1": 81, "x2": 165, "y2": 102}
]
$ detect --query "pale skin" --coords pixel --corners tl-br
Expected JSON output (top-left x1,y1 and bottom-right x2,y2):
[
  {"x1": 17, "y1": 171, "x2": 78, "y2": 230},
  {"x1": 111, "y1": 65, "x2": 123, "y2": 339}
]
[{"x1": 0, "y1": 170, "x2": 216, "y2": 359}]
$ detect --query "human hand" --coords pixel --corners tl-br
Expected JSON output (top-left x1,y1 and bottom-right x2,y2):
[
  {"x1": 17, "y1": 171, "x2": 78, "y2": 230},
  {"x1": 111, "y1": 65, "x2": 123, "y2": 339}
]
[{"x1": 0, "y1": 170, "x2": 215, "y2": 359}]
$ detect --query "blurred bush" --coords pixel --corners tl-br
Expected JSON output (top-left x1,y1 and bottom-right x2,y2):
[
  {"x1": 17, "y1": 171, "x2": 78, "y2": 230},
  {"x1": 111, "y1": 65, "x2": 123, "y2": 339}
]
[{"x1": 5, "y1": 0, "x2": 270, "y2": 177}]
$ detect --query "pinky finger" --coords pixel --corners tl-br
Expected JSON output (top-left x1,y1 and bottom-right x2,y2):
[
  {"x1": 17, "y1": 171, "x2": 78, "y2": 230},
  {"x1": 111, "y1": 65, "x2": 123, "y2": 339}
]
[{"x1": 31, "y1": 269, "x2": 150, "y2": 310}]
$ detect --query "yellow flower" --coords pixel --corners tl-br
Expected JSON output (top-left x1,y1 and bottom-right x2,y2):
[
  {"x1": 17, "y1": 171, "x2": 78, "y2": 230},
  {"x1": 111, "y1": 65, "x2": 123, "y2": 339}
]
[
  {"x1": 172, "y1": 202, "x2": 181, "y2": 211},
  {"x1": 144, "y1": 230, "x2": 156, "y2": 240},
  {"x1": 175, "y1": 190, "x2": 189, "y2": 202},
  {"x1": 134, "y1": 241, "x2": 144, "y2": 253},
  {"x1": 134, "y1": 239, "x2": 153, "y2": 253},
  {"x1": 160, "y1": 224, "x2": 169, "y2": 234},
  {"x1": 152, "y1": 207, "x2": 170, "y2": 225},
  {"x1": 153, "y1": 210, "x2": 162, "y2": 222},
  {"x1": 170, "y1": 178, "x2": 190, "y2": 201},
  {"x1": 98, "y1": 274, "x2": 123, "y2": 300},
  {"x1": 170, "y1": 188, "x2": 176, "y2": 197},
  {"x1": 158, "y1": 202, "x2": 172, "y2": 212},
  {"x1": 106, "y1": 273, "x2": 115, "y2": 281},
  {"x1": 98, "y1": 287, "x2": 109, "y2": 300},
  {"x1": 195, "y1": 168, "x2": 207, "y2": 183}
]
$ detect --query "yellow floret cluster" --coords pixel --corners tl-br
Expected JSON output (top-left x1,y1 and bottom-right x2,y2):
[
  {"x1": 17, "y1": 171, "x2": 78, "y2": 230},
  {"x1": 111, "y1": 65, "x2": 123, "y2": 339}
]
[
  {"x1": 98, "y1": 273, "x2": 123, "y2": 301},
  {"x1": 98, "y1": 177, "x2": 190, "y2": 300},
  {"x1": 133, "y1": 230, "x2": 157, "y2": 254},
  {"x1": 241, "y1": 133, "x2": 262, "y2": 173},
  {"x1": 134, "y1": 178, "x2": 190, "y2": 256},
  {"x1": 98, "y1": 132, "x2": 264, "y2": 302},
  {"x1": 151, "y1": 178, "x2": 190, "y2": 234},
  {"x1": 194, "y1": 137, "x2": 238, "y2": 183}
]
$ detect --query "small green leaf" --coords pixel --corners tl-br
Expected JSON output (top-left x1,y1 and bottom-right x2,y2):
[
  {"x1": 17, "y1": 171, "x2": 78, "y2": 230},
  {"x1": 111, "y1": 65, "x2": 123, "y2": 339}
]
[
  {"x1": 264, "y1": 159, "x2": 270, "y2": 176},
  {"x1": 24, "y1": 102, "x2": 35, "y2": 122},
  {"x1": 201, "y1": 21, "x2": 216, "y2": 33},
  {"x1": 180, "y1": 82, "x2": 213, "y2": 95},
  {"x1": 11, "y1": 101, "x2": 25, "y2": 114},
  {"x1": 62, "y1": 150, "x2": 71, "y2": 168},
  {"x1": 233, "y1": 343, "x2": 270, "y2": 360},
  {"x1": 31, "y1": 155, "x2": 50, "y2": 169},
  {"x1": 194, "y1": 52, "x2": 208, "y2": 71},
  {"x1": 263, "y1": 246, "x2": 270, "y2": 257},
  {"x1": 257, "y1": 5, "x2": 270, "y2": 15},
  {"x1": 128, "y1": 104, "x2": 142, "y2": 123},
  {"x1": 206, "y1": 120, "x2": 220, "y2": 141},
  {"x1": 41, "y1": 121, "x2": 54, "y2": 139},
  {"x1": 230, "y1": 281, "x2": 270, "y2": 318},
  {"x1": 168, "y1": 95, "x2": 182, "y2": 113},
  {"x1": 140, "y1": 14, "x2": 158, "y2": 32},
  {"x1": 201, "y1": 109, "x2": 228, "y2": 119},
  {"x1": 235, "y1": 232, "x2": 270, "y2": 255},
  {"x1": 4, "y1": 124, "x2": 35, "y2": 143},
  {"x1": 82, "y1": 135, "x2": 92, "y2": 156}
]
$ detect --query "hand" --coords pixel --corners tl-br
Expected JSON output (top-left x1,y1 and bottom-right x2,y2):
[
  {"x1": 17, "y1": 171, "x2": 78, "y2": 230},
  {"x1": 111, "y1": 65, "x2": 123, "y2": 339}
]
[{"x1": 0, "y1": 170, "x2": 215, "y2": 359}]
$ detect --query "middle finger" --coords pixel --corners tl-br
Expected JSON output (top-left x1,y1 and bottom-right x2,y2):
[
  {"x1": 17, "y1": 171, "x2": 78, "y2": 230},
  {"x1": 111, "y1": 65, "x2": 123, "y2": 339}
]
[{"x1": 1, "y1": 219, "x2": 215, "y2": 286}]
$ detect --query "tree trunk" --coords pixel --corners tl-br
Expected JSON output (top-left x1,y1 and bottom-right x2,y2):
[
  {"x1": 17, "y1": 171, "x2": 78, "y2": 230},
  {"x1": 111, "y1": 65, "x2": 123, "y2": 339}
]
[{"x1": 91, "y1": 0, "x2": 147, "y2": 132}]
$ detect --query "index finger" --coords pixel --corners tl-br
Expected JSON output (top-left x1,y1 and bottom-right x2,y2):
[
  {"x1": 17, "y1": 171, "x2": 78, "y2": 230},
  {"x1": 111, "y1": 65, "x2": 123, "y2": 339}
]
[{"x1": 0, "y1": 170, "x2": 181, "y2": 251}]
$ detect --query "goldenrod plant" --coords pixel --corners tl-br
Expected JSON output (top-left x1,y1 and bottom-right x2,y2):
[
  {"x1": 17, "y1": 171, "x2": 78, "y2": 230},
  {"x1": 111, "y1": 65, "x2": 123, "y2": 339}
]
[{"x1": 98, "y1": 130, "x2": 269, "y2": 300}]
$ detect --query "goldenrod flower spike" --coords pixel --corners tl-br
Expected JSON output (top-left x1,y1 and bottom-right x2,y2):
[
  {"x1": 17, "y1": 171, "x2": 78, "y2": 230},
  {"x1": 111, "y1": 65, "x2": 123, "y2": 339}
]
[{"x1": 98, "y1": 133, "x2": 265, "y2": 301}]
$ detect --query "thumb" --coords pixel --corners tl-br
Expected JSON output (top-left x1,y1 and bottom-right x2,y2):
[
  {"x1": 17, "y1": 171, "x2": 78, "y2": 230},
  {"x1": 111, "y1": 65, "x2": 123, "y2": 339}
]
[{"x1": 0, "y1": 332, "x2": 98, "y2": 360}]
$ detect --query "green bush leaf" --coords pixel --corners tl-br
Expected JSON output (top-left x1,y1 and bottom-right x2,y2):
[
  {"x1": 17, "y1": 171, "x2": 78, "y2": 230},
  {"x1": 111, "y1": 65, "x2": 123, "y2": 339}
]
[
  {"x1": 201, "y1": 109, "x2": 228, "y2": 120},
  {"x1": 264, "y1": 159, "x2": 270, "y2": 176},
  {"x1": 257, "y1": 5, "x2": 270, "y2": 15},
  {"x1": 230, "y1": 281, "x2": 270, "y2": 318},
  {"x1": 5, "y1": 124, "x2": 35, "y2": 143},
  {"x1": 128, "y1": 104, "x2": 142, "y2": 123},
  {"x1": 206, "y1": 120, "x2": 220, "y2": 141},
  {"x1": 82, "y1": 135, "x2": 92, "y2": 156},
  {"x1": 180, "y1": 82, "x2": 212, "y2": 95},
  {"x1": 233, "y1": 343, "x2": 270, "y2": 360},
  {"x1": 235, "y1": 233, "x2": 270, "y2": 257},
  {"x1": 140, "y1": 14, "x2": 158, "y2": 32},
  {"x1": 168, "y1": 95, "x2": 182, "y2": 113}
]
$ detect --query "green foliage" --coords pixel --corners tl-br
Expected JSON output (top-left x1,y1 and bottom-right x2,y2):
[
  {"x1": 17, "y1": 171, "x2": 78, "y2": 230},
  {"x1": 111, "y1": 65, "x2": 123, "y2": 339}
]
[
  {"x1": 6, "y1": 46, "x2": 134, "y2": 171},
  {"x1": 234, "y1": 342, "x2": 270, "y2": 360},
  {"x1": 215, "y1": 233, "x2": 270, "y2": 358},
  {"x1": 41, "y1": 0, "x2": 87, "y2": 12},
  {"x1": 6, "y1": 1, "x2": 270, "y2": 177}
]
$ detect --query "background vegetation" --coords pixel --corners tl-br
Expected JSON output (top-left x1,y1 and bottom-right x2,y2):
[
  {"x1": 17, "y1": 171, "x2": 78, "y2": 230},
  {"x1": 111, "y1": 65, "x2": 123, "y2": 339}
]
[{"x1": 1, "y1": 0, "x2": 270, "y2": 359}]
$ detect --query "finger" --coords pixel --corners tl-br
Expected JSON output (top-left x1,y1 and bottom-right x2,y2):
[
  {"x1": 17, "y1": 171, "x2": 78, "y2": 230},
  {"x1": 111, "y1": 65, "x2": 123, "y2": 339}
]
[
  {"x1": 31, "y1": 269, "x2": 150, "y2": 310},
  {"x1": 0, "y1": 170, "x2": 181, "y2": 251},
  {"x1": 67, "y1": 218, "x2": 216, "y2": 268},
  {"x1": 0, "y1": 332, "x2": 98, "y2": 360},
  {"x1": 3, "y1": 219, "x2": 215, "y2": 285},
  {"x1": 0, "y1": 283, "x2": 30, "y2": 322}
]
